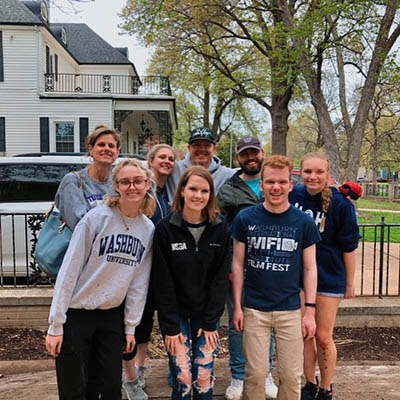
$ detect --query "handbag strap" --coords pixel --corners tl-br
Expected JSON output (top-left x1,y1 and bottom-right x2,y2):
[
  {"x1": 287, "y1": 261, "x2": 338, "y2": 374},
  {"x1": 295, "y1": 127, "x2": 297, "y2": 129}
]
[
  {"x1": 72, "y1": 170, "x2": 84, "y2": 192},
  {"x1": 44, "y1": 204, "x2": 55, "y2": 220},
  {"x1": 43, "y1": 171, "x2": 83, "y2": 227}
]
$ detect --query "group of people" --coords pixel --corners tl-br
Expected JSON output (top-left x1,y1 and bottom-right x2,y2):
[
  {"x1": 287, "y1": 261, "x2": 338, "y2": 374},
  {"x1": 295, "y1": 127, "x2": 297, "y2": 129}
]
[{"x1": 44, "y1": 125, "x2": 359, "y2": 400}]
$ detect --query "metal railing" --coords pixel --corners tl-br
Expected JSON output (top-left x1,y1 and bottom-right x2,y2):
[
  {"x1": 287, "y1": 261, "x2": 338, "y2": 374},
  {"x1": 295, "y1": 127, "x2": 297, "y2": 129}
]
[
  {"x1": 358, "y1": 217, "x2": 400, "y2": 297},
  {"x1": 0, "y1": 212, "x2": 399, "y2": 294},
  {"x1": 44, "y1": 73, "x2": 172, "y2": 96},
  {"x1": 0, "y1": 212, "x2": 54, "y2": 287}
]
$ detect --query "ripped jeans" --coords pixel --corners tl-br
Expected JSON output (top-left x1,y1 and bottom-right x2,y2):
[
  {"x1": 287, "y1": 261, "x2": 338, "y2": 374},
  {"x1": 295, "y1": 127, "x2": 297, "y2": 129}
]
[{"x1": 163, "y1": 317, "x2": 215, "y2": 400}]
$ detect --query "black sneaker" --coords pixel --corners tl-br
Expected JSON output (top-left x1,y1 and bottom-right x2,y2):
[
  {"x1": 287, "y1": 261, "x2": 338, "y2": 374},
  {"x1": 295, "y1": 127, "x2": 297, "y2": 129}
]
[
  {"x1": 301, "y1": 380, "x2": 319, "y2": 400},
  {"x1": 316, "y1": 386, "x2": 333, "y2": 400}
]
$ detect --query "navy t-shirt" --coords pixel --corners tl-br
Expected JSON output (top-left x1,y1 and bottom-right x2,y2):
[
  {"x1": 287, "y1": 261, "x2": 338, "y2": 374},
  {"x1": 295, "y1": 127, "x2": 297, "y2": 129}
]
[
  {"x1": 232, "y1": 203, "x2": 320, "y2": 312},
  {"x1": 289, "y1": 186, "x2": 359, "y2": 294}
]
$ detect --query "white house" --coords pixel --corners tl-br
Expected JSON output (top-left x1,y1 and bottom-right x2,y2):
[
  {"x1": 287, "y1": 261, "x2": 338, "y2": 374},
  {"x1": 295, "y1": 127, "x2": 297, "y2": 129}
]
[{"x1": 0, "y1": 0, "x2": 177, "y2": 156}]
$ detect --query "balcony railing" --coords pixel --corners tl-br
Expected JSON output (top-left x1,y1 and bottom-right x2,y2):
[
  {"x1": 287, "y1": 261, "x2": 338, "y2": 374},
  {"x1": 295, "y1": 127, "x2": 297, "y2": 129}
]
[{"x1": 44, "y1": 73, "x2": 172, "y2": 96}]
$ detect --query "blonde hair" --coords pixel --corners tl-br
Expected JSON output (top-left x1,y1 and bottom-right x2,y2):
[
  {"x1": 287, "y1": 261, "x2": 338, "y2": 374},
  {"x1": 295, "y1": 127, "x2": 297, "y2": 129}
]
[
  {"x1": 261, "y1": 155, "x2": 294, "y2": 180},
  {"x1": 106, "y1": 159, "x2": 156, "y2": 217},
  {"x1": 301, "y1": 151, "x2": 332, "y2": 232},
  {"x1": 171, "y1": 166, "x2": 219, "y2": 223},
  {"x1": 147, "y1": 143, "x2": 177, "y2": 167},
  {"x1": 86, "y1": 125, "x2": 122, "y2": 155}
]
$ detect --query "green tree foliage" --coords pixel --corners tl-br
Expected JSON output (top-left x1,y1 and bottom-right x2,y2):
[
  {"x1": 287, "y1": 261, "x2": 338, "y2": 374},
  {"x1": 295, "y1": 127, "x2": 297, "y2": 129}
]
[
  {"x1": 362, "y1": 83, "x2": 400, "y2": 181},
  {"x1": 120, "y1": 0, "x2": 400, "y2": 181},
  {"x1": 119, "y1": 0, "x2": 300, "y2": 154},
  {"x1": 278, "y1": 0, "x2": 400, "y2": 181}
]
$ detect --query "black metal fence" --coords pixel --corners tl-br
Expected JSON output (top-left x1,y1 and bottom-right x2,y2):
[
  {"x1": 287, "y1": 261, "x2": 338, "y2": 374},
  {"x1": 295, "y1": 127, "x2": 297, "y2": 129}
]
[
  {"x1": 44, "y1": 73, "x2": 172, "y2": 96},
  {"x1": 0, "y1": 212, "x2": 399, "y2": 295},
  {"x1": 358, "y1": 217, "x2": 400, "y2": 297}
]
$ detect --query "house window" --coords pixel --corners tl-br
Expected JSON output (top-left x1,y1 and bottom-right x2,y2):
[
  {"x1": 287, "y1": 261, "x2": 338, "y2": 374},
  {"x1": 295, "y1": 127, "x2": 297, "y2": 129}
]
[
  {"x1": 0, "y1": 31, "x2": 4, "y2": 82},
  {"x1": 55, "y1": 122, "x2": 75, "y2": 152}
]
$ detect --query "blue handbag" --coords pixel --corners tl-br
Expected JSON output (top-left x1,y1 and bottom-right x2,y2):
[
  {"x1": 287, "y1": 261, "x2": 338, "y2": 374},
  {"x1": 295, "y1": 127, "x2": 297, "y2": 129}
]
[
  {"x1": 35, "y1": 205, "x2": 72, "y2": 277},
  {"x1": 35, "y1": 171, "x2": 83, "y2": 277}
]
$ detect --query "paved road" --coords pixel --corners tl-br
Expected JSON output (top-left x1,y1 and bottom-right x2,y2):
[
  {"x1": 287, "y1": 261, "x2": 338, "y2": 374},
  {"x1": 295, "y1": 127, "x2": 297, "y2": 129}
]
[{"x1": 1, "y1": 359, "x2": 399, "y2": 400}]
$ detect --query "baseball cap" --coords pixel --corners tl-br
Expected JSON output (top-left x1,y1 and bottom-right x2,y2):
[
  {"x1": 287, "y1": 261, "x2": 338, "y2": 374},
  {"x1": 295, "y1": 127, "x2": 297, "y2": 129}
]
[
  {"x1": 188, "y1": 127, "x2": 216, "y2": 144},
  {"x1": 236, "y1": 137, "x2": 262, "y2": 154}
]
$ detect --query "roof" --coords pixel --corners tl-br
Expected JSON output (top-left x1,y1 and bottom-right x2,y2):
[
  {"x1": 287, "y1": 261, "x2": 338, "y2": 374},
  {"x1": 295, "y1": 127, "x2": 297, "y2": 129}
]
[
  {"x1": 0, "y1": 1, "x2": 135, "y2": 67},
  {"x1": 49, "y1": 23, "x2": 132, "y2": 65},
  {"x1": 0, "y1": 0, "x2": 42, "y2": 24}
]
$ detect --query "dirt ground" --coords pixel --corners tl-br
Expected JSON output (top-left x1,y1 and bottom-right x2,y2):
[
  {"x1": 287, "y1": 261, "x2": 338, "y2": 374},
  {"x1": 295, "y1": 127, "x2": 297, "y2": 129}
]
[
  {"x1": 1, "y1": 325, "x2": 399, "y2": 362},
  {"x1": 1, "y1": 326, "x2": 400, "y2": 399}
]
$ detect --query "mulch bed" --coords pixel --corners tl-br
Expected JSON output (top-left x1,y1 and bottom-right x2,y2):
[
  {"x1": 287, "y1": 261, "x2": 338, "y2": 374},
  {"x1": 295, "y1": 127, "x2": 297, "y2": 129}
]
[{"x1": 1, "y1": 326, "x2": 399, "y2": 362}]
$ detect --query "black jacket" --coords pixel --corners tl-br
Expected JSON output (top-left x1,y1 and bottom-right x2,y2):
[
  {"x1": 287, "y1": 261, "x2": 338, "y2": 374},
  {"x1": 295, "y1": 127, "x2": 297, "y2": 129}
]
[
  {"x1": 217, "y1": 170, "x2": 264, "y2": 229},
  {"x1": 152, "y1": 212, "x2": 230, "y2": 336}
]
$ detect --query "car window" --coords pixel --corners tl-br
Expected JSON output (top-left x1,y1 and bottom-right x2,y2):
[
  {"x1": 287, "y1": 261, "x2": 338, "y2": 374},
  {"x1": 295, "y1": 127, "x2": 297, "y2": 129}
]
[
  {"x1": 291, "y1": 174, "x2": 303, "y2": 185},
  {"x1": 0, "y1": 163, "x2": 86, "y2": 202}
]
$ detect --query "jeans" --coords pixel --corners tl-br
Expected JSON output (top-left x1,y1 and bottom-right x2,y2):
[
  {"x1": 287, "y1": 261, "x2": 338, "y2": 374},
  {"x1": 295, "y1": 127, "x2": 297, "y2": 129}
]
[
  {"x1": 161, "y1": 317, "x2": 215, "y2": 400},
  {"x1": 227, "y1": 286, "x2": 275, "y2": 380}
]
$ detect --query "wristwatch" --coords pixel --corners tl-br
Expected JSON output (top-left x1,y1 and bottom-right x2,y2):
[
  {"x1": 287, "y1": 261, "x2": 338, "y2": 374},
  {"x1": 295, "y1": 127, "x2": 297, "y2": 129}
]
[{"x1": 305, "y1": 302, "x2": 316, "y2": 308}]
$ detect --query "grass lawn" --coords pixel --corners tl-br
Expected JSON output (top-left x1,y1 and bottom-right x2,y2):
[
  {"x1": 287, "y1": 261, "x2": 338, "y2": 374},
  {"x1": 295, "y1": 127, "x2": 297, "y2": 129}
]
[
  {"x1": 358, "y1": 198, "x2": 400, "y2": 211},
  {"x1": 357, "y1": 211, "x2": 400, "y2": 243}
]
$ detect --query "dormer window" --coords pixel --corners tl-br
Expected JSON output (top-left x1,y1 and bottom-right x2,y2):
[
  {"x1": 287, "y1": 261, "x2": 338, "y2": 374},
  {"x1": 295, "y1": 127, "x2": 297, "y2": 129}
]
[
  {"x1": 40, "y1": 1, "x2": 48, "y2": 22},
  {"x1": 61, "y1": 28, "x2": 67, "y2": 45}
]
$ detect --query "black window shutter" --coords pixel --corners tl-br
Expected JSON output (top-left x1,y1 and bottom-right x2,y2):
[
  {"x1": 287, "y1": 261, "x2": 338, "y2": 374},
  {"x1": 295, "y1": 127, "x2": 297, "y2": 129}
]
[
  {"x1": 45, "y1": 46, "x2": 50, "y2": 74},
  {"x1": 55, "y1": 54, "x2": 58, "y2": 81},
  {"x1": 0, "y1": 31, "x2": 4, "y2": 82},
  {"x1": 40, "y1": 117, "x2": 49, "y2": 152},
  {"x1": 79, "y1": 118, "x2": 89, "y2": 152},
  {"x1": 0, "y1": 117, "x2": 5, "y2": 152}
]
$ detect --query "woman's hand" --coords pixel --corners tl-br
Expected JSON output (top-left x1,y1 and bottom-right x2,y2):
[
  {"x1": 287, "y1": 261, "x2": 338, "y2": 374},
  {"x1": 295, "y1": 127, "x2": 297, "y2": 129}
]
[
  {"x1": 165, "y1": 333, "x2": 185, "y2": 355},
  {"x1": 197, "y1": 329, "x2": 219, "y2": 350},
  {"x1": 345, "y1": 283, "x2": 355, "y2": 299},
  {"x1": 45, "y1": 334, "x2": 63, "y2": 358},
  {"x1": 124, "y1": 334, "x2": 136, "y2": 353}
]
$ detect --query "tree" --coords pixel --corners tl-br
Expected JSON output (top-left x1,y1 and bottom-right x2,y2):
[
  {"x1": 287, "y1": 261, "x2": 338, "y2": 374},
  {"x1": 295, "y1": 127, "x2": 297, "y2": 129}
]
[
  {"x1": 147, "y1": 44, "x2": 266, "y2": 146},
  {"x1": 286, "y1": 109, "x2": 321, "y2": 166},
  {"x1": 121, "y1": 0, "x2": 400, "y2": 180},
  {"x1": 119, "y1": 0, "x2": 301, "y2": 154},
  {"x1": 362, "y1": 84, "x2": 400, "y2": 181},
  {"x1": 278, "y1": 0, "x2": 400, "y2": 181}
]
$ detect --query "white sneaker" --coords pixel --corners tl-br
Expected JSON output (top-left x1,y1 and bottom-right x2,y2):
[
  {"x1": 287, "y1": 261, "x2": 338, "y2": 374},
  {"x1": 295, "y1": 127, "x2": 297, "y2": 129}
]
[
  {"x1": 265, "y1": 372, "x2": 278, "y2": 399},
  {"x1": 225, "y1": 378, "x2": 243, "y2": 400}
]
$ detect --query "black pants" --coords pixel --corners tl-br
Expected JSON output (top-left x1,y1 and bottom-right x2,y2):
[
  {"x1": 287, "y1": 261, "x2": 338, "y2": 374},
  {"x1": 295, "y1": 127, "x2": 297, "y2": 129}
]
[
  {"x1": 55, "y1": 307, "x2": 123, "y2": 400},
  {"x1": 122, "y1": 289, "x2": 155, "y2": 362}
]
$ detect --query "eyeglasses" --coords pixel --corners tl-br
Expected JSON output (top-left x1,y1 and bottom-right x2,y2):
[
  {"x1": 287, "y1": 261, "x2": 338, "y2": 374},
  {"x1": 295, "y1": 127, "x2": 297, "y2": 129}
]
[{"x1": 117, "y1": 178, "x2": 148, "y2": 190}]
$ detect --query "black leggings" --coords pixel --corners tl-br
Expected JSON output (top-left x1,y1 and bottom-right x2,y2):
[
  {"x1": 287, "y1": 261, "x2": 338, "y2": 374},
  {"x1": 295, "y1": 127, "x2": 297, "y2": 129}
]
[{"x1": 55, "y1": 307, "x2": 123, "y2": 400}]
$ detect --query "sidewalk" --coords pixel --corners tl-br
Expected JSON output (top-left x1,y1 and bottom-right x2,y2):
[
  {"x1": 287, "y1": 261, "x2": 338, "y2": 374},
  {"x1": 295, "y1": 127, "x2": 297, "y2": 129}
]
[
  {"x1": 1, "y1": 358, "x2": 399, "y2": 399},
  {"x1": 358, "y1": 208, "x2": 400, "y2": 213}
]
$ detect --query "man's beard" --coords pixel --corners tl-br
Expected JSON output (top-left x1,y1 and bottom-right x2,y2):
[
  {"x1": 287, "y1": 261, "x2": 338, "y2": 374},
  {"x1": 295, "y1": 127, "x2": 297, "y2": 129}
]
[{"x1": 240, "y1": 160, "x2": 262, "y2": 176}]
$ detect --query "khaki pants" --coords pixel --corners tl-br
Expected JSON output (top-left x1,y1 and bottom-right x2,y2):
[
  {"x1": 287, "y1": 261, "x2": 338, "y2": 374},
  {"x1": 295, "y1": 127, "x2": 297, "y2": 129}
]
[{"x1": 242, "y1": 308, "x2": 303, "y2": 400}]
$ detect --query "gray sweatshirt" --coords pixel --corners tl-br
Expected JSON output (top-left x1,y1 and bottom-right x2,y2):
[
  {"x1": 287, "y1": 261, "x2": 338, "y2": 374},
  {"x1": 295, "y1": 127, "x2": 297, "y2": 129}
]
[
  {"x1": 48, "y1": 205, "x2": 154, "y2": 336},
  {"x1": 165, "y1": 153, "x2": 235, "y2": 203},
  {"x1": 55, "y1": 167, "x2": 113, "y2": 231}
]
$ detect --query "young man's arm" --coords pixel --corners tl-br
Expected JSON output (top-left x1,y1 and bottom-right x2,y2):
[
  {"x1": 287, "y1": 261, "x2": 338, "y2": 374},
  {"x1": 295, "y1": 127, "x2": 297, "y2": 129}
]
[
  {"x1": 232, "y1": 239, "x2": 246, "y2": 332},
  {"x1": 302, "y1": 244, "x2": 318, "y2": 339}
]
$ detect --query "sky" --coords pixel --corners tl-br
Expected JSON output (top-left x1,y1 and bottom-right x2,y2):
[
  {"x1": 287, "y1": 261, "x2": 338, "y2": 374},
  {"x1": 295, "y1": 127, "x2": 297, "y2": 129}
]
[{"x1": 50, "y1": 0, "x2": 151, "y2": 75}]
